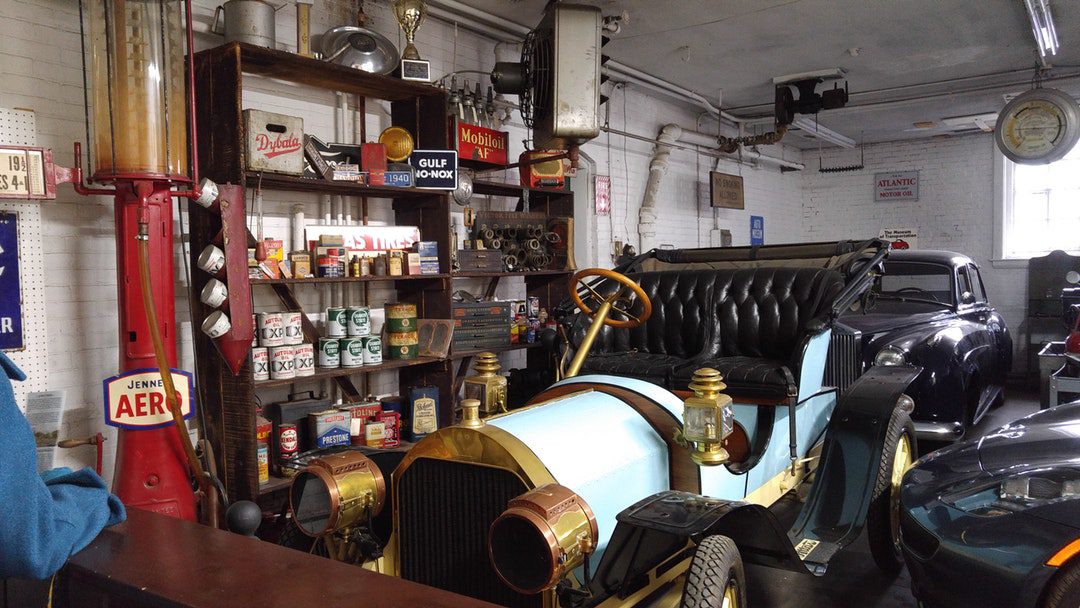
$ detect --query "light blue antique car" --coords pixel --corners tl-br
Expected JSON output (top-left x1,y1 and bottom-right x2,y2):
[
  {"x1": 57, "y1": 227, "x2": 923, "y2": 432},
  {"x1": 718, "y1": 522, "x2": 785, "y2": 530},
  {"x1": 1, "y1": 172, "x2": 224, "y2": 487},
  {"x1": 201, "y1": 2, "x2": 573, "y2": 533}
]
[{"x1": 287, "y1": 239, "x2": 919, "y2": 608}]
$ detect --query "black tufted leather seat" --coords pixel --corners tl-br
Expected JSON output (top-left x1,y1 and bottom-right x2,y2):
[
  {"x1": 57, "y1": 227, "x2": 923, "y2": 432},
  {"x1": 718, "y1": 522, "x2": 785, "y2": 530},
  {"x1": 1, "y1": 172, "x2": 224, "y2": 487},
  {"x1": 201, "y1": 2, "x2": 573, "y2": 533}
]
[{"x1": 573, "y1": 267, "x2": 844, "y2": 401}]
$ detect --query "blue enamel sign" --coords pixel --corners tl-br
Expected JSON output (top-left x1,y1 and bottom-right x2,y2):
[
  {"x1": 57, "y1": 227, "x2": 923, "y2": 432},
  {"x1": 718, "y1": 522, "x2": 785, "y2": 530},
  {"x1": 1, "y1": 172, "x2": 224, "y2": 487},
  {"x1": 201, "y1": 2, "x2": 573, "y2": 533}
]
[
  {"x1": 0, "y1": 211, "x2": 22, "y2": 350},
  {"x1": 750, "y1": 215, "x2": 765, "y2": 246}
]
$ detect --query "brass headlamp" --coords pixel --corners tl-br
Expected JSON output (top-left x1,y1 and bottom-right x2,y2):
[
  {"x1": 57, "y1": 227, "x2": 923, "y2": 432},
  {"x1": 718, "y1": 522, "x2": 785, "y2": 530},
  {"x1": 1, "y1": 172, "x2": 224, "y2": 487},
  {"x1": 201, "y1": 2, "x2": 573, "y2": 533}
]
[
  {"x1": 289, "y1": 451, "x2": 385, "y2": 537},
  {"x1": 681, "y1": 368, "x2": 735, "y2": 467},
  {"x1": 463, "y1": 352, "x2": 508, "y2": 416},
  {"x1": 488, "y1": 483, "x2": 597, "y2": 595}
]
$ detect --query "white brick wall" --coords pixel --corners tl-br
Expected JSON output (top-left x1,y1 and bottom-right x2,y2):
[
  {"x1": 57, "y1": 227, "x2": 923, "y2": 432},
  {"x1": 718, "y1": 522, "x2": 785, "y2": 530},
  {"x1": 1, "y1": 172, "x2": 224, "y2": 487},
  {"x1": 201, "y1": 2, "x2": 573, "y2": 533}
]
[
  {"x1": 0, "y1": 0, "x2": 805, "y2": 482},
  {"x1": 803, "y1": 132, "x2": 1028, "y2": 367}
]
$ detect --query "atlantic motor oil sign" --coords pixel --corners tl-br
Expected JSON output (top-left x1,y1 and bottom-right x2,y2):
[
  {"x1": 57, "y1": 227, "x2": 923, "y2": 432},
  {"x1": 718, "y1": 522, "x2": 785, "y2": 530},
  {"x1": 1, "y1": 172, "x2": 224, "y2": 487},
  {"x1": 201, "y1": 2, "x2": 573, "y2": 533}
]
[{"x1": 103, "y1": 368, "x2": 196, "y2": 430}]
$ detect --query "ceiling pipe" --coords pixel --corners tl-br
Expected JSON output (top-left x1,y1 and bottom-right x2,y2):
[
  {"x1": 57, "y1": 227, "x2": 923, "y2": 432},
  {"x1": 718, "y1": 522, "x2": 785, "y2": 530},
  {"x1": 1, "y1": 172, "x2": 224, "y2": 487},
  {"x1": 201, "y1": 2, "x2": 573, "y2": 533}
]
[{"x1": 604, "y1": 125, "x2": 804, "y2": 171}]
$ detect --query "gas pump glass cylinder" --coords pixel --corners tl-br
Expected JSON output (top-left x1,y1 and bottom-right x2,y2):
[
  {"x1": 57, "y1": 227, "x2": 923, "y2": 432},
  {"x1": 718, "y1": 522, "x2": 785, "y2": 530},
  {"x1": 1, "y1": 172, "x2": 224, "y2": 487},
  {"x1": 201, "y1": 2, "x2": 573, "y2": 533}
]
[{"x1": 87, "y1": 0, "x2": 190, "y2": 182}]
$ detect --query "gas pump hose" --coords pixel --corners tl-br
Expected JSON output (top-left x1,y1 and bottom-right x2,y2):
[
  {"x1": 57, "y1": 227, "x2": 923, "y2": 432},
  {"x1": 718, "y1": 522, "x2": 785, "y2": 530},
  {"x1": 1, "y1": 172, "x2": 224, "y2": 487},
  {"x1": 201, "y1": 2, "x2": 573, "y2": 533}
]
[{"x1": 136, "y1": 222, "x2": 218, "y2": 525}]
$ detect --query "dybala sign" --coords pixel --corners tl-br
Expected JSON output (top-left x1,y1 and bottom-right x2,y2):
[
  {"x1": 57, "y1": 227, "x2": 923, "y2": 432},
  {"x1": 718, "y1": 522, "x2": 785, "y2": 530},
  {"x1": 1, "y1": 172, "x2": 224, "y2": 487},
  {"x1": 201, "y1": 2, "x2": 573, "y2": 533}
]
[
  {"x1": 103, "y1": 368, "x2": 196, "y2": 430},
  {"x1": 409, "y1": 150, "x2": 458, "y2": 190}
]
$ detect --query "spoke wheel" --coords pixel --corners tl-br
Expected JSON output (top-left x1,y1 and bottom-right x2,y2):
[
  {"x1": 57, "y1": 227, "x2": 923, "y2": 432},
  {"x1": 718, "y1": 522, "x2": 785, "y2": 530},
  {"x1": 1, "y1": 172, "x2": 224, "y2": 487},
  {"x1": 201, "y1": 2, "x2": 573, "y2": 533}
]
[{"x1": 867, "y1": 406, "x2": 917, "y2": 575}]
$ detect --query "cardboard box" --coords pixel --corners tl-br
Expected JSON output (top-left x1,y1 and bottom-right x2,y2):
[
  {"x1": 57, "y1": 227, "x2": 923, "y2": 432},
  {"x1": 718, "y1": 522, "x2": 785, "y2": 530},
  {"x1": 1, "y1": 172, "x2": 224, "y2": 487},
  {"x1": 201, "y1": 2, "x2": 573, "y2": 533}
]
[
  {"x1": 244, "y1": 109, "x2": 304, "y2": 175},
  {"x1": 406, "y1": 252, "x2": 422, "y2": 275},
  {"x1": 289, "y1": 251, "x2": 311, "y2": 278},
  {"x1": 414, "y1": 241, "x2": 438, "y2": 258},
  {"x1": 263, "y1": 239, "x2": 284, "y2": 263}
]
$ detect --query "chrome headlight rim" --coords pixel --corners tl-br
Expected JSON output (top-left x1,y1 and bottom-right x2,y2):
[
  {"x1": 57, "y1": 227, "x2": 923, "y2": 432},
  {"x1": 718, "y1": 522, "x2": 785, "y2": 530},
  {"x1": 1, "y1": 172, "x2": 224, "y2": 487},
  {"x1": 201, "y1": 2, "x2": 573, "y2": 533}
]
[{"x1": 874, "y1": 346, "x2": 907, "y2": 367}]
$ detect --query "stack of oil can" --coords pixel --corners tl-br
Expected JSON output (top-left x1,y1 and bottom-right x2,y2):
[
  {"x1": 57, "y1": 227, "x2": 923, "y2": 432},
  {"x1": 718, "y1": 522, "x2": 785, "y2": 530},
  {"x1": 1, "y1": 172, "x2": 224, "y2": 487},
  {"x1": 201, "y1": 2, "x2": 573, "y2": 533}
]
[
  {"x1": 251, "y1": 311, "x2": 315, "y2": 381},
  {"x1": 385, "y1": 303, "x2": 419, "y2": 360},
  {"x1": 317, "y1": 305, "x2": 381, "y2": 368}
]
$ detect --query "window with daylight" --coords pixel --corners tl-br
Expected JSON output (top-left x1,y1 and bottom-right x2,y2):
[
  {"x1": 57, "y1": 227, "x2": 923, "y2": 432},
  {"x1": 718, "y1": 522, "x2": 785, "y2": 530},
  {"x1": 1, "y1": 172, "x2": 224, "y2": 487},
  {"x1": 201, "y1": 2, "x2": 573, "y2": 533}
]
[{"x1": 999, "y1": 142, "x2": 1080, "y2": 260}]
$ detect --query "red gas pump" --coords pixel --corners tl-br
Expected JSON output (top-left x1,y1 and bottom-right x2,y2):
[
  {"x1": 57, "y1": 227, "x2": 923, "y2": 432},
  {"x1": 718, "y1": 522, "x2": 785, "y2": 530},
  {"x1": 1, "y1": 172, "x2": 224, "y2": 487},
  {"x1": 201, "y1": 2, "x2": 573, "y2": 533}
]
[{"x1": 0, "y1": 1, "x2": 253, "y2": 526}]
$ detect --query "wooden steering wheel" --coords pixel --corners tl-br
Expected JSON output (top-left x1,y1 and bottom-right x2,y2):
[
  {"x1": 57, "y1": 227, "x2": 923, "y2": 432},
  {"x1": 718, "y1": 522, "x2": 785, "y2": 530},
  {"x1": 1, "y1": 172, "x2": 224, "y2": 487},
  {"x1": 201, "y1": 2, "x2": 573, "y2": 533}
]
[{"x1": 570, "y1": 268, "x2": 653, "y2": 329}]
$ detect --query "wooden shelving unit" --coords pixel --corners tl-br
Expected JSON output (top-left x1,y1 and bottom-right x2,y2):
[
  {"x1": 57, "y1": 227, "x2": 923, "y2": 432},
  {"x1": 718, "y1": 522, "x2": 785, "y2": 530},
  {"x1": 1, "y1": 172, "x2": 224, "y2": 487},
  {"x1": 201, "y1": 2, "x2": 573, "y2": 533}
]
[
  {"x1": 190, "y1": 42, "x2": 453, "y2": 503},
  {"x1": 189, "y1": 42, "x2": 577, "y2": 503}
]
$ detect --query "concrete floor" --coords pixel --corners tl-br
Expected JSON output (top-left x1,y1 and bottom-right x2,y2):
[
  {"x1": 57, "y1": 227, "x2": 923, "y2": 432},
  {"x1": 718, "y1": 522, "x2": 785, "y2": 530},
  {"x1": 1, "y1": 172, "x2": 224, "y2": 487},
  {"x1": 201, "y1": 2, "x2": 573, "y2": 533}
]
[{"x1": 745, "y1": 387, "x2": 1041, "y2": 608}]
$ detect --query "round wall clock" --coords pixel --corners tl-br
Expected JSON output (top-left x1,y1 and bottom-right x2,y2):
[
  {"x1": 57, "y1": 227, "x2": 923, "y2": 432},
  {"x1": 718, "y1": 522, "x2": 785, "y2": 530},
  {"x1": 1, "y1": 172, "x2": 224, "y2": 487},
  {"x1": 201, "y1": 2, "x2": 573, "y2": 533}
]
[{"x1": 995, "y1": 88, "x2": 1080, "y2": 165}]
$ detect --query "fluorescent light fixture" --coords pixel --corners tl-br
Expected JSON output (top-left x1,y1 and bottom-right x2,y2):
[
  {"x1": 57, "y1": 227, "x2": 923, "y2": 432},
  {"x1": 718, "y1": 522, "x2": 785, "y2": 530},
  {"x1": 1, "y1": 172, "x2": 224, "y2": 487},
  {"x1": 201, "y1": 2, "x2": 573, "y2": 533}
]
[
  {"x1": 1024, "y1": 0, "x2": 1059, "y2": 61},
  {"x1": 791, "y1": 115, "x2": 855, "y2": 149}
]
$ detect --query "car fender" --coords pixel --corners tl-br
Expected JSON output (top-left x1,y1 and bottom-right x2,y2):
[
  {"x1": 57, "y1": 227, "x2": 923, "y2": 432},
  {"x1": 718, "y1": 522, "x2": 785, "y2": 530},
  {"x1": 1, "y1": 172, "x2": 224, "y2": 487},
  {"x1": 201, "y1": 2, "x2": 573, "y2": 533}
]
[{"x1": 596, "y1": 366, "x2": 921, "y2": 579}]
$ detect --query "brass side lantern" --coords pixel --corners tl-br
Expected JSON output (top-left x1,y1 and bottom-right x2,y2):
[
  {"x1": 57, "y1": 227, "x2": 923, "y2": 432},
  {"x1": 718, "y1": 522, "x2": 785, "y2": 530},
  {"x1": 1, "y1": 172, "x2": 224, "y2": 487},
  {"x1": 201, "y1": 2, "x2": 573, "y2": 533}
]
[
  {"x1": 393, "y1": 0, "x2": 431, "y2": 81},
  {"x1": 463, "y1": 352, "x2": 508, "y2": 417},
  {"x1": 681, "y1": 368, "x2": 734, "y2": 466}
]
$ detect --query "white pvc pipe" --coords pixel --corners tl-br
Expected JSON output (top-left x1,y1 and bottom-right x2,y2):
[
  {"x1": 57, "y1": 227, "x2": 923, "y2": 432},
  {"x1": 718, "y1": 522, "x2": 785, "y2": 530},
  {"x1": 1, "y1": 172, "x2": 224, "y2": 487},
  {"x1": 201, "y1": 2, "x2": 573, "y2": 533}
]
[
  {"x1": 291, "y1": 204, "x2": 304, "y2": 254},
  {"x1": 638, "y1": 124, "x2": 681, "y2": 252}
]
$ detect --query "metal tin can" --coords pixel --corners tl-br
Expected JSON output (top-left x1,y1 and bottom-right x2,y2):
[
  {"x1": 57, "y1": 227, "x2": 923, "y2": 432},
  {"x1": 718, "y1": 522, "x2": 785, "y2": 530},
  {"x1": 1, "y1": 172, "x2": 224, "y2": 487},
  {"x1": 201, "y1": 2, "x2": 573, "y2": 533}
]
[
  {"x1": 526, "y1": 295, "x2": 540, "y2": 318},
  {"x1": 317, "y1": 337, "x2": 340, "y2": 367},
  {"x1": 326, "y1": 307, "x2": 347, "y2": 337},
  {"x1": 251, "y1": 347, "x2": 270, "y2": 381},
  {"x1": 347, "y1": 306, "x2": 371, "y2": 337},
  {"x1": 364, "y1": 421, "x2": 386, "y2": 448},
  {"x1": 377, "y1": 411, "x2": 401, "y2": 448},
  {"x1": 282, "y1": 311, "x2": 304, "y2": 345},
  {"x1": 387, "y1": 331, "x2": 419, "y2": 360},
  {"x1": 258, "y1": 312, "x2": 284, "y2": 347},
  {"x1": 339, "y1": 337, "x2": 365, "y2": 367},
  {"x1": 294, "y1": 343, "x2": 315, "y2": 376},
  {"x1": 257, "y1": 446, "x2": 269, "y2": 484},
  {"x1": 278, "y1": 423, "x2": 299, "y2": 459},
  {"x1": 385, "y1": 302, "x2": 418, "y2": 332},
  {"x1": 363, "y1": 335, "x2": 382, "y2": 365},
  {"x1": 269, "y1": 345, "x2": 295, "y2": 380},
  {"x1": 316, "y1": 256, "x2": 337, "y2": 277},
  {"x1": 251, "y1": 314, "x2": 258, "y2": 347}
]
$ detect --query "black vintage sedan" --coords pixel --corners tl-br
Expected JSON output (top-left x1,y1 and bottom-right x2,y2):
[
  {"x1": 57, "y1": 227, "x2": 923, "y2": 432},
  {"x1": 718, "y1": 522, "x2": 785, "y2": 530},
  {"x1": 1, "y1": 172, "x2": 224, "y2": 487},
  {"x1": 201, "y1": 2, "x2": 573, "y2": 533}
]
[
  {"x1": 900, "y1": 402, "x2": 1080, "y2": 608},
  {"x1": 834, "y1": 250, "x2": 1012, "y2": 442}
]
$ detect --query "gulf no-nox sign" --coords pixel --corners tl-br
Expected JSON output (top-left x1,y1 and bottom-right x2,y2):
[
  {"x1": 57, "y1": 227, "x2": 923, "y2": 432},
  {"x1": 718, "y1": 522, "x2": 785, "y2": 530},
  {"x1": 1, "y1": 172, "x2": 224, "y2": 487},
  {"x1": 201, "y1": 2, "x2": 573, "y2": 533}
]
[{"x1": 409, "y1": 150, "x2": 458, "y2": 190}]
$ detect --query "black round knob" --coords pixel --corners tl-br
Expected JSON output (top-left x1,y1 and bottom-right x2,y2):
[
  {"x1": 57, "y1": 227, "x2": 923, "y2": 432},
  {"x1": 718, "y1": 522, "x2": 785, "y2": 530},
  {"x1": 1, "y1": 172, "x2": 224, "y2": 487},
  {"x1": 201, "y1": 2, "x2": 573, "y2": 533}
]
[{"x1": 226, "y1": 500, "x2": 262, "y2": 537}]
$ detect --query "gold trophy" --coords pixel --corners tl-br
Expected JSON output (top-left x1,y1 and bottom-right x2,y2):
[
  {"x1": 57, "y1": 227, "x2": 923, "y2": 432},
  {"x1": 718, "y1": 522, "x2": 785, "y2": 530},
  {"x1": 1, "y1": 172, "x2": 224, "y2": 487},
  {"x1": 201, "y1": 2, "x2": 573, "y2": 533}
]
[{"x1": 393, "y1": 0, "x2": 431, "y2": 82}]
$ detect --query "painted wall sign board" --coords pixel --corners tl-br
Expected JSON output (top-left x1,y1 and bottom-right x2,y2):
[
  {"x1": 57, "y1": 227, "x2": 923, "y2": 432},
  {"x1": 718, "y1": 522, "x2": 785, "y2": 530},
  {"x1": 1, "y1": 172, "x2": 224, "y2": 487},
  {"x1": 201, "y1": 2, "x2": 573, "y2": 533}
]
[
  {"x1": 0, "y1": 211, "x2": 23, "y2": 350},
  {"x1": 879, "y1": 228, "x2": 919, "y2": 250},
  {"x1": 875, "y1": 170, "x2": 920, "y2": 202},
  {"x1": 103, "y1": 368, "x2": 196, "y2": 430},
  {"x1": 750, "y1": 215, "x2": 765, "y2": 246},
  {"x1": 409, "y1": 150, "x2": 458, "y2": 189},
  {"x1": 710, "y1": 171, "x2": 745, "y2": 209},
  {"x1": 595, "y1": 175, "x2": 611, "y2": 216}
]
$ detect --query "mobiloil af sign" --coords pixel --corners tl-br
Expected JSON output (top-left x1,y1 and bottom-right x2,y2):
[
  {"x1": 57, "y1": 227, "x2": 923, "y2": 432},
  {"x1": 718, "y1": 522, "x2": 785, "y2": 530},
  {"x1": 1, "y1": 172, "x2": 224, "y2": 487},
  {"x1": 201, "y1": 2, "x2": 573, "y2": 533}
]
[{"x1": 103, "y1": 368, "x2": 196, "y2": 430}]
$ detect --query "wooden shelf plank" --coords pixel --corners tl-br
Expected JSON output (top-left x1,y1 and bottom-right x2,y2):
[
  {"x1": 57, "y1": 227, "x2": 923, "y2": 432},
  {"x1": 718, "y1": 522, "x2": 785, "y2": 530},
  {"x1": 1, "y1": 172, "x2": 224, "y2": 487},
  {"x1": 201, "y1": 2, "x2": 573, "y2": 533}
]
[
  {"x1": 452, "y1": 269, "x2": 572, "y2": 279},
  {"x1": 246, "y1": 172, "x2": 442, "y2": 199},
  {"x1": 257, "y1": 475, "x2": 292, "y2": 496},
  {"x1": 451, "y1": 342, "x2": 543, "y2": 359},
  {"x1": 255, "y1": 356, "x2": 442, "y2": 388},
  {"x1": 253, "y1": 274, "x2": 450, "y2": 285},
  {"x1": 198, "y1": 42, "x2": 445, "y2": 101},
  {"x1": 472, "y1": 179, "x2": 571, "y2": 198}
]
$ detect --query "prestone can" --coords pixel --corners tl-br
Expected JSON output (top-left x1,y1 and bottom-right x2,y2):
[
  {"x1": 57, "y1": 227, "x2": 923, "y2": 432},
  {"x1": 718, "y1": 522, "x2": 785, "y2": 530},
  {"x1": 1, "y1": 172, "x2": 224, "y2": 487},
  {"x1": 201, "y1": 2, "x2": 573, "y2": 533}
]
[
  {"x1": 387, "y1": 331, "x2": 419, "y2": 360},
  {"x1": 310, "y1": 409, "x2": 351, "y2": 449},
  {"x1": 294, "y1": 343, "x2": 315, "y2": 376},
  {"x1": 251, "y1": 347, "x2": 270, "y2": 381},
  {"x1": 258, "y1": 312, "x2": 285, "y2": 347},
  {"x1": 385, "y1": 302, "x2": 418, "y2": 332},
  {"x1": 347, "y1": 306, "x2": 371, "y2": 337},
  {"x1": 317, "y1": 337, "x2": 340, "y2": 368},
  {"x1": 339, "y1": 337, "x2": 365, "y2": 367},
  {"x1": 282, "y1": 311, "x2": 304, "y2": 345},
  {"x1": 269, "y1": 345, "x2": 295, "y2": 380},
  {"x1": 278, "y1": 423, "x2": 299, "y2": 459},
  {"x1": 363, "y1": 335, "x2": 382, "y2": 365},
  {"x1": 326, "y1": 307, "x2": 347, "y2": 337}
]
